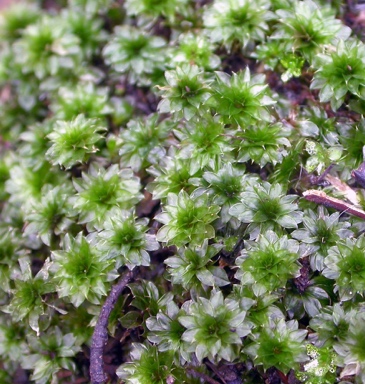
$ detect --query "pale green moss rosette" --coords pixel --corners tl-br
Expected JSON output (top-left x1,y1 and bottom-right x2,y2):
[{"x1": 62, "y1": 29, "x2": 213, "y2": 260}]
[{"x1": 178, "y1": 290, "x2": 252, "y2": 362}]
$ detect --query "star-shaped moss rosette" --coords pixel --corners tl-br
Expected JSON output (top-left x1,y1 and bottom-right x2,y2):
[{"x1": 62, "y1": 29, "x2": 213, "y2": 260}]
[
  {"x1": 164, "y1": 240, "x2": 228, "y2": 291},
  {"x1": 146, "y1": 153, "x2": 203, "y2": 200},
  {"x1": 173, "y1": 114, "x2": 234, "y2": 173},
  {"x1": 311, "y1": 39, "x2": 365, "y2": 111},
  {"x1": 21, "y1": 326, "x2": 81, "y2": 384},
  {"x1": 273, "y1": 0, "x2": 351, "y2": 60},
  {"x1": 72, "y1": 163, "x2": 143, "y2": 230},
  {"x1": 334, "y1": 312, "x2": 365, "y2": 381},
  {"x1": 170, "y1": 32, "x2": 221, "y2": 70},
  {"x1": 5, "y1": 258, "x2": 55, "y2": 335},
  {"x1": 155, "y1": 190, "x2": 220, "y2": 247},
  {"x1": 50, "y1": 82, "x2": 112, "y2": 121},
  {"x1": 194, "y1": 163, "x2": 256, "y2": 228},
  {"x1": 50, "y1": 233, "x2": 118, "y2": 307},
  {"x1": 309, "y1": 303, "x2": 356, "y2": 348},
  {"x1": 117, "y1": 342, "x2": 189, "y2": 383},
  {"x1": 146, "y1": 300, "x2": 190, "y2": 361},
  {"x1": 24, "y1": 185, "x2": 76, "y2": 247},
  {"x1": 203, "y1": 0, "x2": 274, "y2": 50},
  {"x1": 118, "y1": 113, "x2": 172, "y2": 172},
  {"x1": 209, "y1": 69, "x2": 276, "y2": 125},
  {"x1": 60, "y1": 9, "x2": 107, "y2": 59},
  {"x1": 291, "y1": 208, "x2": 353, "y2": 271},
  {"x1": 234, "y1": 121, "x2": 291, "y2": 167},
  {"x1": 5, "y1": 162, "x2": 69, "y2": 208},
  {"x1": 88, "y1": 209, "x2": 159, "y2": 269},
  {"x1": 229, "y1": 181, "x2": 303, "y2": 239},
  {"x1": 13, "y1": 15, "x2": 81, "y2": 80},
  {"x1": 178, "y1": 290, "x2": 252, "y2": 362},
  {"x1": 46, "y1": 114, "x2": 107, "y2": 169},
  {"x1": 323, "y1": 236, "x2": 365, "y2": 301},
  {"x1": 103, "y1": 25, "x2": 166, "y2": 86},
  {"x1": 235, "y1": 230, "x2": 301, "y2": 296},
  {"x1": 157, "y1": 64, "x2": 212, "y2": 121},
  {"x1": 245, "y1": 318, "x2": 308, "y2": 374}
]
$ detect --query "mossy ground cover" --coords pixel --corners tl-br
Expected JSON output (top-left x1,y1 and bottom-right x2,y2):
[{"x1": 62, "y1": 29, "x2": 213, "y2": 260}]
[{"x1": 1, "y1": 0, "x2": 365, "y2": 383}]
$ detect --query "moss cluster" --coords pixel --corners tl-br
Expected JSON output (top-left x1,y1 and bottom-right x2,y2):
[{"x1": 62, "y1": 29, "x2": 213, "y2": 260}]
[{"x1": 1, "y1": 0, "x2": 365, "y2": 383}]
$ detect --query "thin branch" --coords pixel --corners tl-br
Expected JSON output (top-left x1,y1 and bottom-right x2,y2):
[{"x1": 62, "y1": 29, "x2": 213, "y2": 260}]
[
  {"x1": 303, "y1": 190, "x2": 365, "y2": 220},
  {"x1": 90, "y1": 268, "x2": 137, "y2": 384}
]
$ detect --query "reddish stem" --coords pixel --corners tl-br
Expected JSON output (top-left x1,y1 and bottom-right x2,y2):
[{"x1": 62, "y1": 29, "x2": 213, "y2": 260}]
[{"x1": 90, "y1": 269, "x2": 137, "y2": 384}]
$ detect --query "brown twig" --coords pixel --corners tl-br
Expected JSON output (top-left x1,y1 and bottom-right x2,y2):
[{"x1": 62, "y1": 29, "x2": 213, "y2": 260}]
[
  {"x1": 90, "y1": 269, "x2": 137, "y2": 384},
  {"x1": 303, "y1": 190, "x2": 365, "y2": 220}
]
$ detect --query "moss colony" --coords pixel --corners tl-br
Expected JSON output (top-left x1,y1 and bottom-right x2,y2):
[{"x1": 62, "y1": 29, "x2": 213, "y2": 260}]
[{"x1": 1, "y1": 0, "x2": 365, "y2": 383}]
